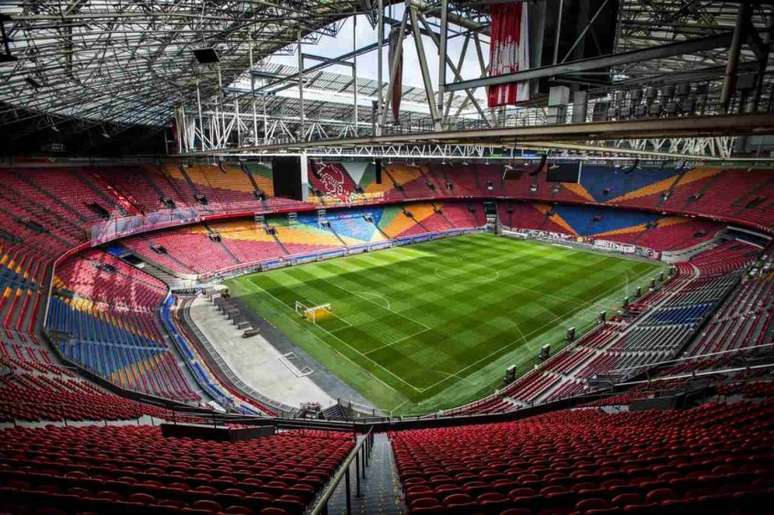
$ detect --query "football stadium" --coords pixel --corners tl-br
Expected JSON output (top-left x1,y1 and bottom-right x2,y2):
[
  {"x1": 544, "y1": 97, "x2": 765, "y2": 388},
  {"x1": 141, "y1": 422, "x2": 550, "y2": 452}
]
[{"x1": 0, "y1": 1, "x2": 773, "y2": 514}]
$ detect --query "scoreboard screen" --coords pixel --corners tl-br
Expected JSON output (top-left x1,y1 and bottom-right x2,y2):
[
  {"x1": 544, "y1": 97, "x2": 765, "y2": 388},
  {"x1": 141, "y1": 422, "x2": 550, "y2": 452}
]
[{"x1": 546, "y1": 162, "x2": 580, "y2": 183}]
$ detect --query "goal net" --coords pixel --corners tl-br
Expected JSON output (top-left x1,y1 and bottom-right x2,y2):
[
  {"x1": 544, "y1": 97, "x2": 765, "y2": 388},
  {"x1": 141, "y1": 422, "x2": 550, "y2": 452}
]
[{"x1": 295, "y1": 301, "x2": 333, "y2": 324}]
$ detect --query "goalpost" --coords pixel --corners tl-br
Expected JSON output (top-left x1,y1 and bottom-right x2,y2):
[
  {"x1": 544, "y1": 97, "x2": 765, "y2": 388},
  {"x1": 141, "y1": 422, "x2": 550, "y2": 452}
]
[{"x1": 295, "y1": 301, "x2": 334, "y2": 324}]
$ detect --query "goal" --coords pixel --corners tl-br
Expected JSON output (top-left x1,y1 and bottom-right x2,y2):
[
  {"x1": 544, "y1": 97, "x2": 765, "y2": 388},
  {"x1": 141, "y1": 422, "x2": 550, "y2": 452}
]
[{"x1": 295, "y1": 301, "x2": 333, "y2": 324}]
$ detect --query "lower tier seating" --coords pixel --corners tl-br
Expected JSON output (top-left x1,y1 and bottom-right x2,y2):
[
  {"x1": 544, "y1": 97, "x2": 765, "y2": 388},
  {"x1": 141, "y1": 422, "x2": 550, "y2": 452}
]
[
  {"x1": 391, "y1": 400, "x2": 774, "y2": 514},
  {"x1": 0, "y1": 353, "x2": 172, "y2": 422},
  {"x1": 0, "y1": 425, "x2": 354, "y2": 515}
]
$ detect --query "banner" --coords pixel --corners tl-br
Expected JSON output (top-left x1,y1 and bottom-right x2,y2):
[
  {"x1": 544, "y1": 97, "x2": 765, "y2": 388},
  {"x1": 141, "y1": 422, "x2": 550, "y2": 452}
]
[{"x1": 488, "y1": 2, "x2": 530, "y2": 107}]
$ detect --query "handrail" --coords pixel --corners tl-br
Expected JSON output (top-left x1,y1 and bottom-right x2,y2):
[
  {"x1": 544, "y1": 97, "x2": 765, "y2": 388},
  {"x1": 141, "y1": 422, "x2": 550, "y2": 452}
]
[{"x1": 309, "y1": 427, "x2": 375, "y2": 515}]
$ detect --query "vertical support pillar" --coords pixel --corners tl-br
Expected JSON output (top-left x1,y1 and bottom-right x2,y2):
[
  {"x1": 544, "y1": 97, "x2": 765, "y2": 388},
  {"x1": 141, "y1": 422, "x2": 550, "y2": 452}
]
[
  {"x1": 196, "y1": 80, "x2": 205, "y2": 151},
  {"x1": 174, "y1": 105, "x2": 184, "y2": 153},
  {"x1": 217, "y1": 63, "x2": 225, "y2": 146},
  {"x1": 721, "y1": 2, "x2": 750, "y2": 113},
  {"x1": 409, "y1": 5, "x2": 441, "y2": 128},
  {"x1": 299, "y1": 151, "x2": 309, "y2": 201},
  {"x1": 235, "y1": 98, "x2": 241, "y2": 147},
  {"x1": 263, "y1": 94, "x2": 268, "y2": 144},
  {"x1": 249, "y1": 45, "x2": 258, "y2": 146},
  {"x1": 353, "y1": 13, "x2": 359, "y2": 136},
  {"x1": 298, "y1": 26, "x2": 305, "y2": 141},
  {"x1": 438, "y1": 0, "x2": 448, "y2": 125},
  {"x1": 376, "y1": 0, "x2": 384, "y2": 135},
  {"x1": 553, "y1": 0, "x2": 564, "y2": 65}
]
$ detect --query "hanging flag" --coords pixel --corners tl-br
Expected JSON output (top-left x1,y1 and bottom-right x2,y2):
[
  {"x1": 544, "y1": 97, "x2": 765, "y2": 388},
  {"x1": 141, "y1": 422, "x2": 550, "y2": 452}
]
[
  {"x1": 388, "y1": 26, "x2": 403, "y2": 123},
  {"x1": 487, "y1": 1, "x2": 530, "y2": 107}
]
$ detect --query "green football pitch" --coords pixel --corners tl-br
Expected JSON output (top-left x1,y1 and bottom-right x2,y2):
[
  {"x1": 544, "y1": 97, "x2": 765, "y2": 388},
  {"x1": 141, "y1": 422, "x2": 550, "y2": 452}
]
[{"x1": 226, "y1": 233, "x2": 665, "y2": 415}]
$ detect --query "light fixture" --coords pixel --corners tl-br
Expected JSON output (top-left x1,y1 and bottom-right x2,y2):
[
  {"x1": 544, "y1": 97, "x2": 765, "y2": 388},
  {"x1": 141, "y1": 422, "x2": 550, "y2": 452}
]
[{"x1": 193, "y1": 48, "x2": 220, "y2": 64}]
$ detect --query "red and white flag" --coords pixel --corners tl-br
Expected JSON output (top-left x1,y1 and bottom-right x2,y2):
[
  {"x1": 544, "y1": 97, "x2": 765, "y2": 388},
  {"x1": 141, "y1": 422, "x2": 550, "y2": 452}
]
[{"x1": 487, "y1": 2, "x2": 530, "y2": 107}]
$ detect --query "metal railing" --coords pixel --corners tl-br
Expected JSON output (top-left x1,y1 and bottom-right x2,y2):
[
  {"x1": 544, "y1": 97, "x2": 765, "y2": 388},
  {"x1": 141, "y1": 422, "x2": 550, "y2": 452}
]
[{"x1": 310, "y1": 427, "x2": 375, "y2": 515}]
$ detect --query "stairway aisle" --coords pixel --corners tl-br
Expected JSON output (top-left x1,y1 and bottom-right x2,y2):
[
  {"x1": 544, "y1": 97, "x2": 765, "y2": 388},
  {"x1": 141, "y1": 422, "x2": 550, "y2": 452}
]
[{"x1": 327, "y1": 433, "x2": 406, "y2": 514}]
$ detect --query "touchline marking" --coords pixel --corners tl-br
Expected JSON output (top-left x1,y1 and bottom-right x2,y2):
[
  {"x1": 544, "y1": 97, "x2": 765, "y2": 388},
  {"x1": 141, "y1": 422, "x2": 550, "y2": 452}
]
[
  {"x1": 418, "y1": 265, "x2": 660, "y2": 393},
  {"x1": 427, "y1": 368, "x2": 479, "y2": 386},
  {"x1": 509, "y1": 282, "x2": 585, "y2": 307}
]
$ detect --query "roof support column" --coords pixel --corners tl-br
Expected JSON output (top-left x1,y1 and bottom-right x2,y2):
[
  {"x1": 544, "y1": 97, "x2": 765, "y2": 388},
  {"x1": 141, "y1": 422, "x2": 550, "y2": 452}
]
[
  {"x1": 721, "y1": 2, "x2": 750, "y2": 113},
  {"x1": 380, "y1": 7, "x2": 409, "y2": 129},
  {"x1": 250, "y1": 45, "x2": 258, "y2": 147},
  {"x1": 196, "y1": 80, "x2": 205, "y2": 151},
  {"x1": 376, "y1": 0, "x2": 384, "y2": 136},
  {"x1": 437, "y1": 0, "x2": 448, "y2": 127},
  {"x1": 298, "y1": 26, "x2": 305, "y2": 141},
  {"x1": 408, "y1": 4, "x2": 441, "y2": 129},
  {"x1": 353, "y1": 13, "x2": 359, "y2": 136}
]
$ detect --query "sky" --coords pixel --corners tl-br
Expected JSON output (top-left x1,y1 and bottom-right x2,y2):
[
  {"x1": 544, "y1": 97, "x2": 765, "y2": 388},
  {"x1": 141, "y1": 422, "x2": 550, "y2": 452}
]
[{"x1": 268, "y1": 7, "x2": 489, "y2": 96}]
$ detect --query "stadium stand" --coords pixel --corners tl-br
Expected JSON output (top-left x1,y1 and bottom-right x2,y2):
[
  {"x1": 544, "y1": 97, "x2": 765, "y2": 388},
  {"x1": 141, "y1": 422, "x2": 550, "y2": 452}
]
[
  {"x1": 498, "y1": 201, "x2": 724, "y2": 252},
  {"x1": 48, "y1": 249, "x2": 199, "y2": 402},
  {"x1": 446, "y1": 238, "x2": 764, "y2": 415},
  {"x1": 0, "y1": 162, "x2": 770, "y2": 515},
  {"x1": 0, "y1": 424, "x2": 354, "y2": 514},
  {"x1": 0, "y1": 351, "x2": 174, "y2": 422},
  {"x1": 390, "y1": 400, "x2": 773, "y2": 515}
]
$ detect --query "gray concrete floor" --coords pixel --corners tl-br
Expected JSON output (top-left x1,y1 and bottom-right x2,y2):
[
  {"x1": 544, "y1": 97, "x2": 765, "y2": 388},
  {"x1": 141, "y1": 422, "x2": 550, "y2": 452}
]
[
  {"x1": 327, "y1": 433, "x2": 406, "y2": 515},
  {"x1": 189, "y1": 295, "x2": 335, "y2": 409}
]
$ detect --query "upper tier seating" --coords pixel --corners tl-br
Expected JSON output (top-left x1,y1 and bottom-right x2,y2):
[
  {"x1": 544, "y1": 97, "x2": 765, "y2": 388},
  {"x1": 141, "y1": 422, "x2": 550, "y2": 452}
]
[
  {"x1": 118, "y1": 202, "x2": 483, "y2": 279},
  {"x1": 498, "y1": 201, "x2": 724, "y2": 252},
  {"x1": 0, "y1": 424, "x2": 354, "y2": 515},
  {"x1": 391, "y1": 400, "x2": 774, "y2": 514}
]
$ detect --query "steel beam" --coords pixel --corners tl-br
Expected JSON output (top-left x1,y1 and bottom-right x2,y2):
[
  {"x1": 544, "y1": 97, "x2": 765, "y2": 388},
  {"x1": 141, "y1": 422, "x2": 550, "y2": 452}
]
[
  {"x1": 302, "y1": 53, "x2": 354, "y2": 67},
  {"x1": 437, "y1": 0, "x2": 448, "y2": 120},
  {"x1": 721, "y1": 3, "x2": 752, "y2": 112},
  {"x1": 446, "y1": 32, "x2": 738, "y2": 92},
  {"x1": 377, "y1": 0, "x2": 384, "y2": 135},
  {"x1": 184, "y1": 113, "x2": 774, "y2": 154},
  {"x1": 408, "y1": 5, "x2": 441, "y2": 128}
]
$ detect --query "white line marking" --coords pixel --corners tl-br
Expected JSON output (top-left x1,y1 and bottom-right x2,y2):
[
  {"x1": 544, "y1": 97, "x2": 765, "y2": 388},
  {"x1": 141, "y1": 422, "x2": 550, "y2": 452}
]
[
  {"x1": 417, "y1": 265, "x2": 661, "y2": 393},
  {"x1": 330, "y1": 280, "x2": 431, "y2": 330},
  {"x1": 434, "y1": 267, "x2": 501, "y2": 284},
  {"x1": 364, "y1": 327, "x2": 431, "y2": 355},
  {"x1": 352, "y1": 290, "x2": 391, "y2": 310},
  {"x1": 244, "y1": 280, "x2": 424, "y2": 393}
]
